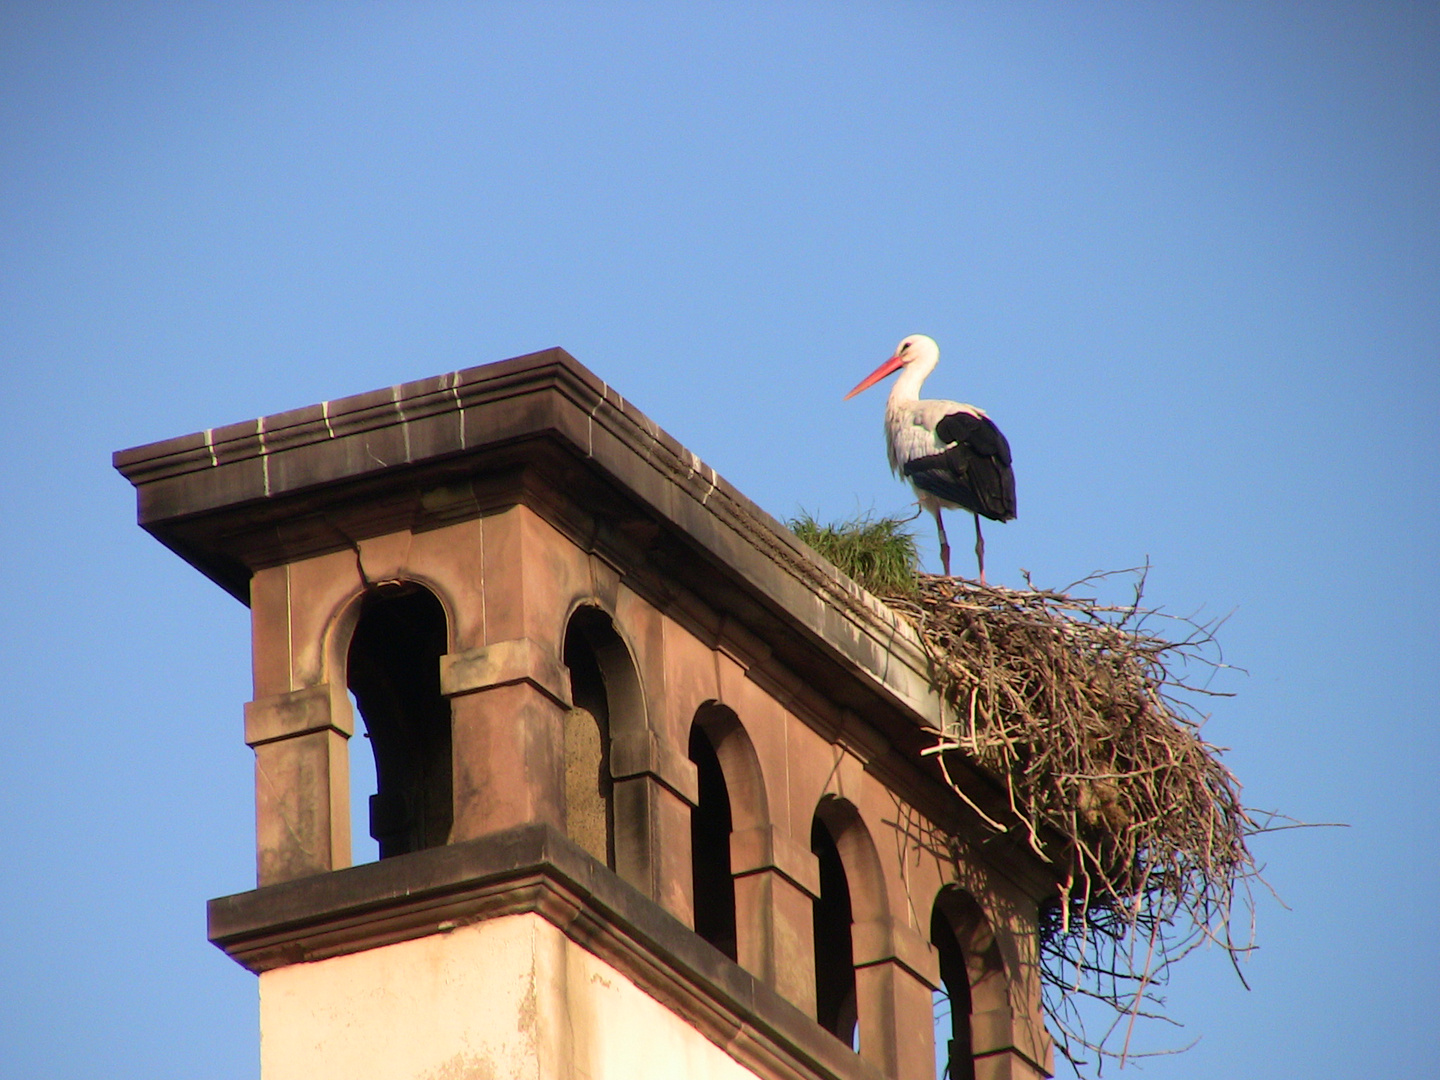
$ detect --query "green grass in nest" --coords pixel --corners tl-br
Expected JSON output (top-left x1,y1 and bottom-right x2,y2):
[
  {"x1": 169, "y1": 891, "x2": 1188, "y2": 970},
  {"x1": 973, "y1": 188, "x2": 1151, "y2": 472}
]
[{"x1": 787, "y1": 511, "x2": 920, "y2": 597}]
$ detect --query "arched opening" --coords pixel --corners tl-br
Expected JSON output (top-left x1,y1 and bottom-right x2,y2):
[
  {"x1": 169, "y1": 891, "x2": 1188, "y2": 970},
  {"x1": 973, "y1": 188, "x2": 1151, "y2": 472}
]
[
  {"x1": 932, "y1": 905, "x2": 975, "y2": 1080},
  {"x1": 931, "y1": 887, "x2": 1008, "y2": 1080},
  {"x1": 346, "y1": 583, "x2": 452, "y2": 859},
  {"x1": 561, "y1": 607, "x2": 621, "y2": 868},
  {"x1": 811, "y1": 813, "x2": 858, "y2": 1048},
  {"x1": 688, "y1": 721, "x2": 737, "y2": 960}
]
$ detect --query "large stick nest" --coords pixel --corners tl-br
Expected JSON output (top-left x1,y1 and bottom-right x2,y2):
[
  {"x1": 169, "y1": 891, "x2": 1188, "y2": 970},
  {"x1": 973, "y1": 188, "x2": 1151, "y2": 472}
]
[
  {"x1": 885, "y1": 569, "x2": 1263, "y2": 1070},
  {"x1": 789, "y1": 514, "x2": 1268, "y2": 1071}
]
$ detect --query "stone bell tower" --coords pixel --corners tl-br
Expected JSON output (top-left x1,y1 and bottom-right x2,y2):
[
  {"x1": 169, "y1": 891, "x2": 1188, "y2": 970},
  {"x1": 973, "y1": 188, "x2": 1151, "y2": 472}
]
[{"x1": 115, "y1": 348, "x2": 1054, "y2": 1080}]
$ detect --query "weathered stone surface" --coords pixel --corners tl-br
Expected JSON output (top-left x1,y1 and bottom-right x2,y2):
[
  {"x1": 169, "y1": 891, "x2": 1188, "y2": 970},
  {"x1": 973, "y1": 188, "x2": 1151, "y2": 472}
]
[
  {"x1": 440, "y1": 636, "x2": 571, "y2": 707},
  {"x1": 734, "y1": 865, "x2": 820, "y2": 1019},
  {"x1": 449, "y1": 681, "x2": 566, "y2": 842},
  {"x1": 253, "y1": 728, "x2": 350, "y2": 885},
  {"x1": 244, "y1": 684, "x2": 351, "y2": 746}
]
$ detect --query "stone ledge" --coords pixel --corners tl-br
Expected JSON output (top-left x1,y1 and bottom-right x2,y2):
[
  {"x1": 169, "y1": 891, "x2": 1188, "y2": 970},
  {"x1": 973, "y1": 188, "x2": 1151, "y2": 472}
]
[
  {"x1": 209, "y1": 823, "x2": 887, "y2": 1080},
  {"x1": 730, "y1": 824, "x2": 822, "y2": 899},
  {"x1": 244, "y1": 685, "x2": 352, "y2": 746},
  {"x1": 440, "y1": 637, "x2": 572, "y2": 708},
  {"x1": 610, "y1": 728, "x2": 701, "y2": 806},
  {"x1": 851, "y1": 918, "x2": 941, "y2": 989}
]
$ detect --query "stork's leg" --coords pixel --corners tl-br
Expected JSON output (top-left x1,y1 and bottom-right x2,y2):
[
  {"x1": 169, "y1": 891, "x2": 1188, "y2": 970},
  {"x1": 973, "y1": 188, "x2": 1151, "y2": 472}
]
[
  {"x1": 973, "y1": 513, "x2": 987, "y2": 585},
  {"x1": 933, "y1": 506, "x2": 951, "y2": 577}
]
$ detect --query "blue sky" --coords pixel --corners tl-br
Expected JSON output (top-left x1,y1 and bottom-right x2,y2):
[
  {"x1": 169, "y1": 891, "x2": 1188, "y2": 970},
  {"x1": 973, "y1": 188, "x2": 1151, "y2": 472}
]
[{"x1": 1, "y1": 3, "x2": 1435, "y2": 1077}]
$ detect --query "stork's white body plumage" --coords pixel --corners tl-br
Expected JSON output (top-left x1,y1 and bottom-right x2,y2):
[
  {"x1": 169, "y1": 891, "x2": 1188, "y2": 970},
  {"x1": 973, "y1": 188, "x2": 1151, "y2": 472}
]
[
  {"x1": 884, "y1": 394, "x2": 988, "y2": 476},
  {"x1": 846, "y1": 335, "x2": 1016, "y2": 581}
]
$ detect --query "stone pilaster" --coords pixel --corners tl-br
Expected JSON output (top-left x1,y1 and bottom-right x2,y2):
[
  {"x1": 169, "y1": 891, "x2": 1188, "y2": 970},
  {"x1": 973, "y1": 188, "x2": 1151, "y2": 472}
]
[
  {"x1": 730, "y1": 823, "x2": 822, "y2": 1017},
  {"x1": 244, "y1": 684, "x2": 353, "y2": 885}
]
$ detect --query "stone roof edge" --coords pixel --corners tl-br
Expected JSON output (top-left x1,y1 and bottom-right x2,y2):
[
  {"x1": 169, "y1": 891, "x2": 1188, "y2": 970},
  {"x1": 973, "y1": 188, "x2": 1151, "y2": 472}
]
[{"x1": 114, "y1": 348, "x2": 946, "y2": 732}]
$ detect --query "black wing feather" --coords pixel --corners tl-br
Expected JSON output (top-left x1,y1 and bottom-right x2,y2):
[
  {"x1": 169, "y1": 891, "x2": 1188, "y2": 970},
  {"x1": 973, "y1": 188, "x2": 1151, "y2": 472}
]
[
  {"x1": 935, "y1": 412, "x2": 1012, "y2": 466},
  {"x1": 903, "y1": 411, "x2": 1017, "y2": 521}
]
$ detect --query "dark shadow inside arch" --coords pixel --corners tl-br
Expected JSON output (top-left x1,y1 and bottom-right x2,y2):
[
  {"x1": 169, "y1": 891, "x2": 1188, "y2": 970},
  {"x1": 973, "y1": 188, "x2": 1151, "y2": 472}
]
[
  {"x1": 346, "y1": 583, "x2": 452, "y2": 859},
  {"x1": 812, "y1": 814, "x2": 858, "y2": 1048},
  {"x1": 932, "y1": 903, "x2": 976, "y2": 1080},
  {"x1": 688, "y1": 722, "x2": 737, "y2": 960},
  {"x1": 562, "y1": 607, "x2": 620, "y2": 869}
]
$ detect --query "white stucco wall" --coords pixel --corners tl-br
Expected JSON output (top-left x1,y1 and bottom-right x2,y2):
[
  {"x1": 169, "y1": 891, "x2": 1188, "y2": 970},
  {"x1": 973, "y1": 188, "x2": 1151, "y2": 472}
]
[{"x1": 258, "y1": 913, "x2": 765, "y2": 1080}]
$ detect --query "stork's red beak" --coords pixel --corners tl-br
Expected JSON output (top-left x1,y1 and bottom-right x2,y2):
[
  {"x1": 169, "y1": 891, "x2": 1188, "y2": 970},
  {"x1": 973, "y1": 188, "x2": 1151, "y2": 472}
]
[{"x1": 843, "y1": 354, "x2": 904, "y2": 400}]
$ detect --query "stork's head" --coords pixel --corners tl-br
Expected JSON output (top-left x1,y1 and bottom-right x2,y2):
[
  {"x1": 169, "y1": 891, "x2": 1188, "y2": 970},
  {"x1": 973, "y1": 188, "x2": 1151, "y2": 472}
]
[{"x1": 843, "y1": 334, "x2": 939, "y2": 399}]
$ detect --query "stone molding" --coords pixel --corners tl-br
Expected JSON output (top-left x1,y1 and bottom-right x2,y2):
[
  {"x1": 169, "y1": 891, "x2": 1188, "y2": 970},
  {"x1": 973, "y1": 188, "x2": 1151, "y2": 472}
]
[
  {"x1": 209, "y1": 823, "x2": 888, "y2": 1080},
  {"x1": 440, "y1": 637, "x2": 572, "y2": 708},
  {"x1": 729, "y1": 824, "x2": 822, "y2": 899},
  {"x1": 850, "y1": 918, "x2": 941, "y2": 989},
  {"x1": 971, "y1": 1006, "x2": 1052, "y2": 1078},
  {"x1": 610, "y1": 728, "x2": 701, "y2": 806},
  {"x1": 244, "y1": 684, "x2": 351, "y2": 746}
]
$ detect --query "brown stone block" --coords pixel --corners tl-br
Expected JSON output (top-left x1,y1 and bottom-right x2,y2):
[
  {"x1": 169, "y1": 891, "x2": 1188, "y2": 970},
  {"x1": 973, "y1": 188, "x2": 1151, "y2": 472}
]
[
  {"x1": 250, "y1": 565, "x2": 292, "y2": 698},
  {"x1": 783, "y1": 711, "x2": 862, "y2": 836},
  {"x1": 516, "y1": 507, "x2": 592, "y2": 648},
  {"x1": 770, "y1": 870, "x2": 821, "y2": 1018},
  {"x1": 244, "y1": 684, "x2": 352, "y2": 746},
  {"x1": 441, "y1": 637, "x2": 570, "y2": 708},
  {"x1": 449, "y1": 681, "x2": 565, "y2": 841},
  {"x1": 479, "y1": 506, "x2": 527, "y2": 644},
  {"x1": 285, "y1": 548, "x2": 365, "y2": 690},
  {"x1": 409, "y1": 518, "x2": 486, "y2": 651},
  {"x1": 611, "y1": 774, "x2": 694, "y2": 924},
  {"x1": 653, "y1": 780, "x2": 695, "y2": 925},
  {"x1": 658, "y1": 620, "x2": 720, "y2": 739},
  {"x1": 612, "y1": 583, "x2": 669, "y2": 730},
  {"x1": 733, "y1": 867, "x2": 819, "y2": 1020},
  {"x1": 254, "y1": 729, "x2": 350, "y2": 886},
  {"x1": 855, "y1": 958, "x2": 936, "y2": 1080}
]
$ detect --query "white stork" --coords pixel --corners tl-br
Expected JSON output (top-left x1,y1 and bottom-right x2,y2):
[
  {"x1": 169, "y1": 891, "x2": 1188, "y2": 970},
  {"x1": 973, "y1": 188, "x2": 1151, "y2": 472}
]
[{"x1": 844, "y1": 334, "x2": 1016, "y2": 583}]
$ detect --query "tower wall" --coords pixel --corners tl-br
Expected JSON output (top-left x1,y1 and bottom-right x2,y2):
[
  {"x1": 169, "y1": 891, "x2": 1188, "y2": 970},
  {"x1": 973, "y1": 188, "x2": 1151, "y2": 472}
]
[
  {"x1": 259, "y1": 912, "x2": 766, "y2": 1080},
  {"x1": 118, "y1": 349, "x2": 1055, "y2": 1080}
]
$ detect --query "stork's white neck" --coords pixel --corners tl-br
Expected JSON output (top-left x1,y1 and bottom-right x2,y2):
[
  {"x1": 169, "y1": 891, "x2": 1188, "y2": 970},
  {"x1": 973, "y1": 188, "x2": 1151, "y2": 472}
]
[{"x1": 887, "y1": 353, "x2": 936, "y2": 406}]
